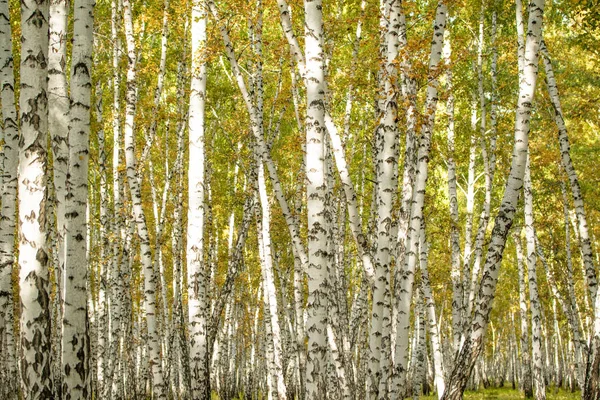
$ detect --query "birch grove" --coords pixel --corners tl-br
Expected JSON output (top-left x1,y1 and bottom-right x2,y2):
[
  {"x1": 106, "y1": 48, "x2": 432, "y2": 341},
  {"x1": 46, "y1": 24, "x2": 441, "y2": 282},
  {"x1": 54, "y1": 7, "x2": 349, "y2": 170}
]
[{"x1": 0, "y1": 0, "x2": 599, "y2": 399}]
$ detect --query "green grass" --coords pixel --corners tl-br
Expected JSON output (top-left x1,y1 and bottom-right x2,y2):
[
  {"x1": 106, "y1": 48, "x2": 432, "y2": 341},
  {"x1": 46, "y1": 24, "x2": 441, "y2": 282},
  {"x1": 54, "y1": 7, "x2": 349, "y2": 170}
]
[
  {"x1": 211, "y1": 386, "x2": 581, "y2": 400},
  {"x1": 421, "y1": 386, "x2": 581, "y2": 400}
]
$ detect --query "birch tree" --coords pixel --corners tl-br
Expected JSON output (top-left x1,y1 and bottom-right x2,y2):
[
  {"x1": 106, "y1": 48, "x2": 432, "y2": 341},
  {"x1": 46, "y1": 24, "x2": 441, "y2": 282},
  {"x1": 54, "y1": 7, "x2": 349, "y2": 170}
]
[
  {"x1": 48, "y1": 0, "x2": 69, "y2": 289},
  {"x1": 188, "y1": 1, "x2": 210, "y2": 398},
  {"x1": 515, "y1": 231, "x2": 533, "y2": 398},
  {"x1": 368, "y1": 1, "x2": 401, "y2": 397},
  {"x1": 393, "y1": 3, "x2": 447, "y2": 397},
  {"x1": 60, "y1": 0, "x2": 95, "y2": 396},
  {"x1": 0, "y1": 0, "x2": 18, "y2": 391},
  {"x1": 122, "y1": 0, "x2": 166, "y2": 395},
  {"x1": 0, "y1": 0, "x2": 598, "y2": 398},
  {"x1": 523, "y1": 154, "x2": 546, "y2": 400},
  {"x1": 441, "y1": 1, "x2": 546, "y2": 398},
  {"x1": 303, "y1": 0, "x2": 329, "y2": 396},
  {"x1": 18, "y1": 0, "x2": 52, "y2": 396}
]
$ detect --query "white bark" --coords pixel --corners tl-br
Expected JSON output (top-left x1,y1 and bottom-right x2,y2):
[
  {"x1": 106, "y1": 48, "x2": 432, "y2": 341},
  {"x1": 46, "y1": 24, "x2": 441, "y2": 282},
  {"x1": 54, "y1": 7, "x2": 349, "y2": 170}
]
[
  {"x1": 419, "y1": 226, "x2": 445, "y2": 398},
  {"x1": 443, "y1": 28, "x2": 462, "y2": 354},
  {"x1": 466, "y1": 5, "x2": 499, "y2": 325},
  {"x1": 188, "y1": 1, "x2": 210, "y2": 398},
  {"x1": 105, "y1": 1, "x2": 125, "y2": 396},
  {"x1": 585, "y1": 276, "x2": 600, "y2": 400},
  {"x1": 122, "y1": 0, "x2": 165, "y2": 396},
  {"x1": 48, "y1": 2, "x2": 68, "y2": 390},
  {"x1": 396, "y1": 4, "x2": 418, "y2": 269},
  {"x1": 0, "y1": 0, "x2": 18, "y2": 387},
  {"x1": 460, "y1": 126, "x2": 476, "y2": 336},
  {"x1": 441, "y1": 2, "x2": 545, "y2": 398},
  {"x1": 61, "y1": 0, "x2": 95, "y2": 395},
  {"x1": 524, "y1": 155, "x2": 546, "y2": 400},
  {"x1": 277, "y1": 0, "x2": 375, "y2": 284},
  {"x1": 255, "y1": 173, "x2": 287, "y2": 399},
  {"x1": 251, "y1": 9, "x2": 287, "y2": 395},
  {"x1": 304, "y1": 0, "x2": 329, "y2": 396},
  {"x1": 539, "y1": 41, "x2": 598, "y2": 303},
  {"x1": 18, "y1": 0, "x2": 52, "y2": 395},
  {"x1": 555, "y1": 183, "x2": 586, "y2": 387},
  {"x1": 392, "y1": 3, "x2": 447, "y2": 397},
  {"x1": 412, "y1": 289, "x2": 427, "y2": 400},
  {"x1": 369, "y1": 1, "x2": 401, "y2": 397},
  {"x1": 95, "y1": 85, "x2": 110, "y2": 399},
  {"x1": 48, "y1": 0, "x2": 69, "y2": 294},
  {"x1": 515, "y1": 231, "x2": 533, "y2": 398}
]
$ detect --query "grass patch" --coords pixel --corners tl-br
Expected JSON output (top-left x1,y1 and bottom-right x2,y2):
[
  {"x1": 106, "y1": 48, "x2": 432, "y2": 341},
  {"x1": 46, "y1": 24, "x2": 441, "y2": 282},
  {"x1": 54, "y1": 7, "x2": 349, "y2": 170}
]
[{"x1": 421, "y1": 386, "x2": 580, "y2": 400}]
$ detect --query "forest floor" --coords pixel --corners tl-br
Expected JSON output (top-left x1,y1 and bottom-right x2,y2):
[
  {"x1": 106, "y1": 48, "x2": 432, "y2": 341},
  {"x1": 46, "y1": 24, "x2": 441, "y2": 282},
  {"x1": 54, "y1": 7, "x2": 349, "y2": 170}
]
[
  {"x1": 422, "y1": 387, "x2": 580, "y2": 400},
  {"x1": 219, "y1": 387, "x2": 581, "y2": 400}
]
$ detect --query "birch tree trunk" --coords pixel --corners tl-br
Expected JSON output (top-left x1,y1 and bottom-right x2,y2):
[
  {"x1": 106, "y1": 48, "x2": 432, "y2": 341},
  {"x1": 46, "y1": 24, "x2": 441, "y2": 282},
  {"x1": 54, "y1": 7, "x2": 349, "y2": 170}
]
[
  {"x1": 61, "y1": 0, "x2": 95, "y2": 395},
  {"x1": 48, "y1": 0, "x2": 69, "y2": 298},
  {"x1": 392, "y1": 3, "x2": 447, "y2": 397},
  {"x1": 278, "y1": 0, "x2": 376, "y2": 285},
  {"x1": 585, "y1": 282, "x2": 600, "y2": 400},
  {"x1": 107, "y1": 0, "x2": 127, "y2": 396},
  {"x1": 419, "y1": 225, "x2": 445, "y2": 399},
  {"x1": 188, "y1": 1, "x2": 210, "y2": 398},
  {"x1": 48, "y1": 1, "x2": 69, "y2": 391},
  {"x1": 304, "y1": 0, "x2": 329, "y2": 396},
  {"x1": 465, "y1": 5, "x2": 499, "y2": 324},
  {"x1": 441, "y1": 2, "x2": 545, "y2": 398},
  {"x1": 539, "y1": 46, "x2": 600, "y2": 396},
  {"x1": 369, "y1": 1, "x2": 401, "y2": 397},
  {"x1": 122, "y1": 0, "x2": 165, "y2": 396},
  {"x1": 539, "y1": 41, "x2": 598, "y2": 304},
  {"x1": 523, "y1": 155, "x2": 546, "y2": 400},
  {"x1": 443, "y1": 27, "x2": 463, "y2": 354},
  {"x1": 255, "y1": 167, "x2": 287, "y2": 399},
  {"x1": 0, "y1": 0, "x2": 18, "y2": 389},
  {"x1": 18, "y1": 0, "x2": 52, "y2": 396},
  {"x1": 515, "y1": 231, "x2": 533, "y2": 398},
  {"x1": 253, "y1": 4, "x2": 287, "y2": 396},
  {"x1": 95, "y1": 85, "x2": 110, "y2": 399},
  {"x1": 560, "y1": 182, "x2": 585, "y2": 387}
]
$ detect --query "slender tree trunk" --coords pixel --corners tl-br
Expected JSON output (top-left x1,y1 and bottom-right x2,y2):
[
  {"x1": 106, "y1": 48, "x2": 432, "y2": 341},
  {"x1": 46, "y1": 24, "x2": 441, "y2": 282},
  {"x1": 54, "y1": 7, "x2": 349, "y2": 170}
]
[
  {"x1": 412, "y1": 289, "x2": 427, "y2": 400},
  {"x1": 466, "y1": 5, "x2": 499, "y2": 323},
  {"x1": 95, "y1": 85, "x2": 111, "y2": 399},
  {"x1": 540, "y1": 45, "x2": 600, "y2": 398},
  {"x1": 188, "y1": 1, "x2": 210, "y2": 398},
  {"x1": 250, "y1": 6, "x2": 287, "y2": 397},
  {"x1": 369, "y1": 1, "x2": 401, "y2": 397},
  {"x1": 523, "y1": 155, "x2": 546, "y2": 400},
  {"x1": 18, "y1": 0, "x2": 52, "y2": 395},
  {"x1": 304, "y1": 0, "x2": 329, "y2": 396},
  {"x1": 515, "y1": 231, "x2": 533, "y2": 398},
  {"x1": 48, "y1": 0, "x2": 69, "y2": 305},
  {"x1": 106, "y1": 0, "x2": 125, "y2": 394},
  {"x1": 210, "y1": 0, "x2": 308, "y2": 276},
  {"x1": 539, "y1": 41, "x2": 598, "y2": 304},
  {"x1": 443, "y1": 27, "x2": 462, "y2": 355},
  {"x1": 0, "y1": 0, "x2": 19, "y2": 390},
  {"x1": 122, "y1": 0, "x2": 165, "y2": 395},
  {"x1": 48, "y1": 0, "x2": 69, "y2": 392},
  {"x1": 61, "y1": 0, "x2": 95, "y2": 396},
  {"x1": 392, "y1": 3, "x2": 447, "y2": 397},
  {"x1": 585, "y1": 285, "x2": 600, "y2": 400},
  {"x1": 538, "y1": 234, "x2": 585, "y2": 389},
  {"x1": 255, "y1": 170, "x2": 287, "y2": 399},
  {"x1": 561, "y1": 182, "x2": 586, "y2": 388},
  {"x1": 419, "y1": 225, "x2": 445, "y2": 399},
  {"x1": 441, "y1": 1, "x2": 545, "y2": 398}
]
